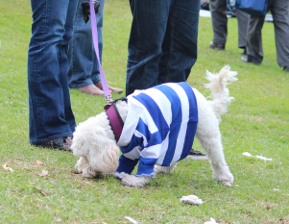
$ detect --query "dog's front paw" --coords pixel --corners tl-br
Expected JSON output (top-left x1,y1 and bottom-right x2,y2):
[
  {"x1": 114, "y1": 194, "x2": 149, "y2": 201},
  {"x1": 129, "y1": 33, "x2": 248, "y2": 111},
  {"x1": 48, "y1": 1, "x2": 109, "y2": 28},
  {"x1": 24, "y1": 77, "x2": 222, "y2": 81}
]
[
  {"x1": 114, "y1": 172, "x2": 129, "y2": 179},
  {"x1": 121, "y1": 175, "x2": 151, "y2": 188}
]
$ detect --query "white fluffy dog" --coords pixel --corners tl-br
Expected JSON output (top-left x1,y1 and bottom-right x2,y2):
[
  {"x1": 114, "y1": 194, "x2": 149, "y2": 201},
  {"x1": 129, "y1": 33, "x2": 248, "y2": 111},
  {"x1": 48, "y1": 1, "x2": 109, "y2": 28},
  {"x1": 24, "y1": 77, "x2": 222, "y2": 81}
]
[{"x1": 72, "y1": 65, "x2": 237, "y2": 188}]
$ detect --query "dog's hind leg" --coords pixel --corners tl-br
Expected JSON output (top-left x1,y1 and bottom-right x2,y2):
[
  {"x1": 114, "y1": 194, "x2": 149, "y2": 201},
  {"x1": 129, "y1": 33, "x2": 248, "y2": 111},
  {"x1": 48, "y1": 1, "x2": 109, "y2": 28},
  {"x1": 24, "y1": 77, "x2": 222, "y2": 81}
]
[
  {"x1": 154, "y1": 163, "x2": 177, "y2": 174},
  {"x1": 195, "y1": 98, "x2": 234, "y2": 186}
]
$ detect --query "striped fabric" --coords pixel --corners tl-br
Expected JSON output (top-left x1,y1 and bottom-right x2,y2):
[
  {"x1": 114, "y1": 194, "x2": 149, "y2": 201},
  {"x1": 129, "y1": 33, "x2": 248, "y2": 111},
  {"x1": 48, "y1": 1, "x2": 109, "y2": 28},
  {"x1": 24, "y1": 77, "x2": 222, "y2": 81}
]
[{"x1": 116, "y1": 82, "x2": 198, "y2": 178}]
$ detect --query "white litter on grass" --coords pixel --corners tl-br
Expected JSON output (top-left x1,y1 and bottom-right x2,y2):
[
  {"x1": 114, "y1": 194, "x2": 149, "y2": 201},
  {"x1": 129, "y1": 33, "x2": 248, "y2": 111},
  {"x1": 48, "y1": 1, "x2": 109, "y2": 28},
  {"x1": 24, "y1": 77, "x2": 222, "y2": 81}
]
[
  {"x1": 125, "y1": 216, "x2": 139, "y2": 224},
  {"x1": 180, "y1": 195, "x2": 203, "y2": 205},
  {"x1": 38, "y1": 170, "x2": 49, "y2": 177},
  {"x1": 255, "y1": 155, "x2": 272, "y2": 161},
  {"x1": 242, "y1": 152, "x2": 272, "y2": 161},
  {"x1": 204, "y1": 218, "x2": 219, "y2": 224},
  {"x1": 242, "y1": 152, "x2": 253, "y2": 157},
  {"x1": 36, "y1": 160, "x2": 43, "y2": 166},
  {"x1": 2, "y1": 163, "x2": 14, "y2": 172}
]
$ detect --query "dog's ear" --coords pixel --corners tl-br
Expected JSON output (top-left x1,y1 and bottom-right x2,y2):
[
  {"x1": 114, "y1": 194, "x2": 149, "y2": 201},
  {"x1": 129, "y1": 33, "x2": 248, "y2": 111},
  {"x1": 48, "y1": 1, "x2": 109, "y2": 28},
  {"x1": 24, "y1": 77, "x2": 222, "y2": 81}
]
[
  {"x1": 75, "y1": 156, "x2": 88, "y2": 172},
  {"x1": 75, "y1": 156, "x2": 97, "y2": 178},
  {"x1": 99, "y1": 146, "x2": 120, "y2": 173}
]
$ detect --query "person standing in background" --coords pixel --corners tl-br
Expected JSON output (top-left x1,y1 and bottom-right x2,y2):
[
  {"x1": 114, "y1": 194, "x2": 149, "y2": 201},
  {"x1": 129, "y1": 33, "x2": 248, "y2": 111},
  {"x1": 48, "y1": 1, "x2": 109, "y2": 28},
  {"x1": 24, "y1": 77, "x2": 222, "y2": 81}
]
[
  {"x1": 209, "y1": 0, "x2": 250, "y2": 52},
  {"x1": 241, "y1": 0, "x2": 289, "y2": 72},
  {"x1": 28, "y1": 0, "x2": 77, "y2": 150},
  {"x1": 125, "y1": 0, "x2": 207, "y2": 160},
  {"x1": 125, "y1": 0, "x2": 200, "y2": 96},
  {"x1": 235, "y1": 9, "x2": 250, "y2": 55},
  {"x1": 67, "y1": 0, "x2": 123, "y2": 96}
]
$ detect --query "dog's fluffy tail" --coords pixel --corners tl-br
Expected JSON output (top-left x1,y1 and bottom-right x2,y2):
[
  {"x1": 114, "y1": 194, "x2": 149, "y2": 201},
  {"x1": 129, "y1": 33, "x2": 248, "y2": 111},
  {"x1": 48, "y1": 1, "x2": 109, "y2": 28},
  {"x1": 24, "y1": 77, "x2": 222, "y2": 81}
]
[{"x1": 204, "y1": 65, "x2": 238, "y2": 122}]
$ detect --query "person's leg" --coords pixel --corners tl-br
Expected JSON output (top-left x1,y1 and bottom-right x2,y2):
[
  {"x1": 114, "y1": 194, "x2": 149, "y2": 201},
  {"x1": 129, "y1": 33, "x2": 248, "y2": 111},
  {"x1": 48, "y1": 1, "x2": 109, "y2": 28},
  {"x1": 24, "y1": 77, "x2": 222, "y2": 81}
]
[
  {"x1": 63, "y1": 0, "x2": 79, "y2": 55},
  {"x1": 67, "y1": 0, "x2": 103, "y2": 95},
  {"x1": 235, "y1": 9, "x2": 250, "y2": 50},
  {"x1": 91, "y1": 0, "x2": 104, "y2": 86},
  {"x1": 28, "y1": 0, "x2": 75, "y2": 145},
  {"x1": 126, "y1": 0, "x2": 171, "y2": 95},
  {"x1": 245, "y1": 15, "x2": 264, "y2": 64},
  {"x1": 210, "y1": 0, "x2": 227, "y2": 48},
  {"x1": 270, "y1": 0, "x2": 289, "y2": 68},
  {"x1": 92, "y1": 0, "x2": 123, "y2": 93},
  {"x1": 60, "y1": 0, "x2": 78, "y2": 133},
  {"x1": 157, "y1": 0, "x2": 206, "y2": 159},
  {"x1": 157, "y1": 0, "x2": 200, "y2": 84}
]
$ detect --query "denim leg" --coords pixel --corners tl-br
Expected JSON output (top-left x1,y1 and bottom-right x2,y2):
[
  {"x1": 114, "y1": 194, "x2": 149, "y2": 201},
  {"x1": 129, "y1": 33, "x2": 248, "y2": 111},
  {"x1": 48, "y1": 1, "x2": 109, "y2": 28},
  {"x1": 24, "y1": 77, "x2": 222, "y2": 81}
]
[
  {"x1": 91, "y1": 0, "x2": 104, "y2": 85},
  {"x1": 67, "y1": 0, "x2": 103, "y2": 88},
  {"x1": 126, "y1": 0, "x2": 171, "y2": 95},
  {"x1": 63, "y1": 0, "x2": 79, "y2": 54},
  {"x1": 62, "y1": 0, "x2": 78, "y2": 133},
  {"x1": 158, "y1": 0, "x2": 200, "y2": 84},
  {"x1": 28, "y1": 0, "x2": 76, "y2": 144}
]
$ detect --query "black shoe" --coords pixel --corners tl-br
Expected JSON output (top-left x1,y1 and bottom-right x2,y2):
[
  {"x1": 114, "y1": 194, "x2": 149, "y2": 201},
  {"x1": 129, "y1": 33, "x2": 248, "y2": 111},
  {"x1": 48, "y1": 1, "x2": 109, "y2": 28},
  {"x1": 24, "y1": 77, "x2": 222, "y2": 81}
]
[
  {"x1": 226, "y1": 10, "x2": 236, "y2": 17},
  {"x1": 35, "y1": 136, "x2": 73, "y2": 151},
  {"x1": 200, "y1": 1, "x2": 210, "y2": 10},
  {"x1": 209, "y1": 41, "x2": 225, "y2": 50},
  {"x1": 241, "y1": 56, "x2": 261, "y2": 65},
  {"x1": 187, "y1": 149, "x2": 208, "y2": 160},
  {"x1": 283, "y1": 66, "x2": 289, "y2": 72}
]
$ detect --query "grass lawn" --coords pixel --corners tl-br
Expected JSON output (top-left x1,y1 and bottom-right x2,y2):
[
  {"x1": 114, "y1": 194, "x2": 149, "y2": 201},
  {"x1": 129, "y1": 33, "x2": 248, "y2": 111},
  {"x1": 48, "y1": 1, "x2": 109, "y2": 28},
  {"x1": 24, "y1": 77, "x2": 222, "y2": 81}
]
[{"x1": 0, "y1": 0, "x2": 289, "y2": 223}]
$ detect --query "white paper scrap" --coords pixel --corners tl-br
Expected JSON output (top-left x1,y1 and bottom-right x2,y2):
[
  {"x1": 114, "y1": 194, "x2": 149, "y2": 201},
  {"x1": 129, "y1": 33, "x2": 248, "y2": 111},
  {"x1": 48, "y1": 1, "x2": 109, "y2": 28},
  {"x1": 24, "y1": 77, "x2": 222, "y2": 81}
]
[
  {"x1": 256, "y1": 155, "x2": 272, "y2": 161},
  {"x1": 2, "y1": 163, "x2": 14, "y2": 172},
  {"x1": 242, "y1": 152, "x2": 253, "y2": 157},
  {"x1": 180, "y1": 195, "x2": 203, "y2": 205},
  {"x1": 39, "y1": 170, "x2": 49, "y2": 177},
  {"x1": 125, "y1": 216, "x2": 139, "y2": 224},
  {"x1": 204, "y1": 217, "x2": 219, "y2": 224},
  {"x1": 243, "y1": 152, "x2": 272, "y2": 161}
]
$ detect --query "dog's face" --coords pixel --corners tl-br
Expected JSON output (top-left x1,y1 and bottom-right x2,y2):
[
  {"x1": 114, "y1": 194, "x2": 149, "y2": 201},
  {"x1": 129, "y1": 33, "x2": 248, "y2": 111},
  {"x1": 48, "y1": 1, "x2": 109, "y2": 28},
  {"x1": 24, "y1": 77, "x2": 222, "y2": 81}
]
[{"x1": 72, "y1": 113, "x2": 120, "y2": 176}]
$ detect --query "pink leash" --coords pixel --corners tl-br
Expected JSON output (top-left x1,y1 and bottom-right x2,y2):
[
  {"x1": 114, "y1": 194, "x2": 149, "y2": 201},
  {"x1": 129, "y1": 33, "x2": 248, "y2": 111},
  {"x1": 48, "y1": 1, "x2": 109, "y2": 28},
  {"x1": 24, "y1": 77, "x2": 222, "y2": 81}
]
[
  {"x1": 89, "y1": 0, "x2": 112, "y2": 102},
  {"x1": 89, "y1": 0, "x2": 124, "y2": 140}
]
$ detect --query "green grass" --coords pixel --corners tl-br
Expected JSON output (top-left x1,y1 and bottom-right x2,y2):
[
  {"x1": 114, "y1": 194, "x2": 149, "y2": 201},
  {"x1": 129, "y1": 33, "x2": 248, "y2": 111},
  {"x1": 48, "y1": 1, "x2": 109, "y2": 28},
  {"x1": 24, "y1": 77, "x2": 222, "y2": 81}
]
[{"x1": 1, "y1": 0, "x2": 289, "y2": 223}]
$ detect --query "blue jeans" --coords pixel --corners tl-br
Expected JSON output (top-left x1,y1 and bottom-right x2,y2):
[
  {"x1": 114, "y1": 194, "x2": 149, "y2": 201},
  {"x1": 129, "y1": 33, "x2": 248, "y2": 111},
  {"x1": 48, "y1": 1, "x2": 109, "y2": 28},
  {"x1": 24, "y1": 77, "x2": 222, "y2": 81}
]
[
  {"x1": 67, "y1": 0, "x2": 105, "y2": 88},
  {"x1": 126, "y1": 0, "x2": 200, "y2": 95},
  {"x1": 28, "y1": 0, "x2": 77, "y2": 144}
]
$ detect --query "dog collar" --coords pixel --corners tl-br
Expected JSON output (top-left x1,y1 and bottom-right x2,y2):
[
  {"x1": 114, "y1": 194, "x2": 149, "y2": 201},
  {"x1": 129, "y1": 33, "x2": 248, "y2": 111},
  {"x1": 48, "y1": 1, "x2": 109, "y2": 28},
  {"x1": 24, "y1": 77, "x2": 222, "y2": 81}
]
[{"x1": 104, "y1": 97, "x2": 127, "y2": 143}]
